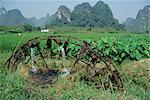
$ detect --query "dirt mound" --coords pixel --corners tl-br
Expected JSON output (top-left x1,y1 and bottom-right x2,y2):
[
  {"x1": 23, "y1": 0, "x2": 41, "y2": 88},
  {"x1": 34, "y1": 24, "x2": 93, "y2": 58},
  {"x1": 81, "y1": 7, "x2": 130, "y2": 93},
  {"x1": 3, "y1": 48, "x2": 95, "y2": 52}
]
[{"x1": 121, "y1": 58, "x2": 150, "y2": 77}]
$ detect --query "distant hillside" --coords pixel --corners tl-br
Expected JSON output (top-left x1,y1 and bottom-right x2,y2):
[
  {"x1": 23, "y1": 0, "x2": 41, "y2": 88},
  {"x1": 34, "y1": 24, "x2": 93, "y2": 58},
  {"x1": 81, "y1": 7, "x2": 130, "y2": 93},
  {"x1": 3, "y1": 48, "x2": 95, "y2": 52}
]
[
  {"x1": 49, "y1": 5, "x2": 71, "y2": 26},
  {"x1": 0, "y1": 7, "x2": 32, "y2": 26},
  {"x1": 30, "y1": 14, "x2": 53, "y2": 27},
  {"x1": 53, "y1": 1, "x2": 121, "y2": 28},
  {"x1": 1, "y1": 1, "x2": 148, "y2": 31},
  {"x1": 0, "y1": 1, "x2": 123, "y2": 29},
  {"x1": 0, "y1": 7, "x2": 7, "y2": 15},
  {"x1": 124, "y1": 5, "x2": 150, "y2": 33}
]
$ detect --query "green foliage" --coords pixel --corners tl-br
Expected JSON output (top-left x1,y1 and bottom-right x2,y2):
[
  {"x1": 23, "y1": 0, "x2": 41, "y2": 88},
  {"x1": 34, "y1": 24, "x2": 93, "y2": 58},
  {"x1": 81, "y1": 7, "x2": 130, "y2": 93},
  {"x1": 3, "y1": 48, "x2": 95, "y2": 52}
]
[
  {"x1": 0, "y1": 25, "x2": 42, "y2": 34},
  {"x1": 0, "y1": 30, "x2": 149, "y2": 64},
  {"x1": 23, "y1": 24, "x2": 33, "y2": 32},
  {"x1": 14, "y1": 27, "x2": 24, "y2": 33},
  {"x1": 0, "y1": 71, "x2": 29, "y2": 100},
  {"x1": 94, "y1": 36, "x2": 150, "y2": 63},
  {"x1": 0, "y1": 25, "x2": 23, "y2": 33},
  {"x1": 49, "y1": 18, "x2": 70, "y2": 27},
  {"x1": 36, "y1": 27, "x2": 41, "y2": 31}
]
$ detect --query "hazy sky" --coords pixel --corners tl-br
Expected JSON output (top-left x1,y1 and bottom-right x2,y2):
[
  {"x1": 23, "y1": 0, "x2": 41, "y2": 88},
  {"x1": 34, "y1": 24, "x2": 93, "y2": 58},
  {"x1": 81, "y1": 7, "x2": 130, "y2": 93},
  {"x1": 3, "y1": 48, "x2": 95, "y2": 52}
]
[{"x1": 0, "y1": 0, "x2": 149, "y2": 22}]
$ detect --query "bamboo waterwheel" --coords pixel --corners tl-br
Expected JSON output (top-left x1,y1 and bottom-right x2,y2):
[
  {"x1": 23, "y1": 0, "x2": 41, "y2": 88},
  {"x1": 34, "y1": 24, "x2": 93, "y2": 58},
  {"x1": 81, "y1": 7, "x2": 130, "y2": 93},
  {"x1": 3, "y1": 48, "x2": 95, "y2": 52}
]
[{"x1": 5, "y1": 35, "x2": 123, "y2": 91}]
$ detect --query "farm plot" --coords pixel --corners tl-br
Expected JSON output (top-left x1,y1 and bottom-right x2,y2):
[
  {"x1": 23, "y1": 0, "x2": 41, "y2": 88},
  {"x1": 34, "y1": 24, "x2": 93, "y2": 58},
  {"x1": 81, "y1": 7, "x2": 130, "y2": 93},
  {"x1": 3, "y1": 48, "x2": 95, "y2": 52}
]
[{"x1": 0, "y1": 32, "x2": 150, "y2": 99}]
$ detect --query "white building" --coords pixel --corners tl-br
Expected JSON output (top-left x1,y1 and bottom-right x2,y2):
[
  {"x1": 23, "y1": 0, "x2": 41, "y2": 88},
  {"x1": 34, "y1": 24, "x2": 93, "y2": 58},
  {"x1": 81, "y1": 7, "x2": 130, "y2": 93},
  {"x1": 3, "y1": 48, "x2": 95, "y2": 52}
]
[{"x1": 41, "y1": 29, "x2": 50, "y2": 33}]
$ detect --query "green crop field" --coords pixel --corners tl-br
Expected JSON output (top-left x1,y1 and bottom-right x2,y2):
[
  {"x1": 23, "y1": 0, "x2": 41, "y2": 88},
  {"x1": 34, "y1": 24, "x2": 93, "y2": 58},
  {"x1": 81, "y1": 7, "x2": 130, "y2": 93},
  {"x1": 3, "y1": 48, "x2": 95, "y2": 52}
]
[{"x1": 0, "y1": 29, "x2": 150, "y2": 100}]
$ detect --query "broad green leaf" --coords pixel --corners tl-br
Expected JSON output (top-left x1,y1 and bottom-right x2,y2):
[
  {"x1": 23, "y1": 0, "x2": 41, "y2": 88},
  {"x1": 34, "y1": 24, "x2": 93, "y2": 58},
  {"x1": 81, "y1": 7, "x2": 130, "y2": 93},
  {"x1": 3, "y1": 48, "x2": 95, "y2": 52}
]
[
  {"x1": 144, "y1": 50, "x2": 150, "y2": 57},
  {"x1": 113, "y1": 57, "x2": 118, "y2": 61},
  {"x1": 112, "y1": 47, "x2": 117, "y2": 53},
  {"x1": 124, "y1": 47, "x2": 129, "y2": 54},
  {"x1": 104, "y1": 48, "x2": 110, "y2": 55},
  {"x1": 121, "y1": 52, "x2": 126, "y2": 57},
  {"x1": 135, "y1": 50, "x2": 142, "y2": 60}
]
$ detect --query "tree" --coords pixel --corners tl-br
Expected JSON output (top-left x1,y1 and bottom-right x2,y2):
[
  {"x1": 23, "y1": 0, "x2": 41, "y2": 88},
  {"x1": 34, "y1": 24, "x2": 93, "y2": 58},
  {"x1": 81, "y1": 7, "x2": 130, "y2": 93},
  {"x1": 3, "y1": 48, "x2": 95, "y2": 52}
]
[
  {"x1": 23, "y1": 24, "x2": 32, "y2": 32},
  {"x1": 36, "y1": 27, "x2": 41, "y2": 31}
]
